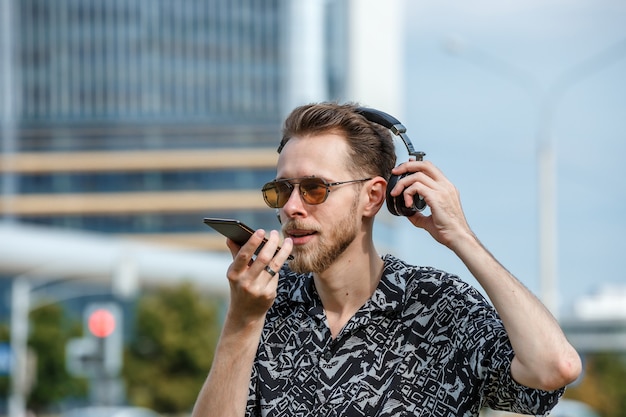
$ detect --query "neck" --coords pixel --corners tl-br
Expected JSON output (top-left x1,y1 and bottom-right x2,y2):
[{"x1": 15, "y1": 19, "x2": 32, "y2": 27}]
[{"x1": 313, "y1": 242, "x2": 384, "y2": 338}]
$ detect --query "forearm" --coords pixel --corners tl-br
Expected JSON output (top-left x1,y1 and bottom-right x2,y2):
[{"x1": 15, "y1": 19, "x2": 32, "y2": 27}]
[
  {"x1": 449, "y1": 231, "x2": 581, "y2": 390},
  {"x1": 192, "y1": 229, "x2": 288, "y2": 416},
  {"x1": 191, "y1": 314, "x2": 265, "y2": 417}
]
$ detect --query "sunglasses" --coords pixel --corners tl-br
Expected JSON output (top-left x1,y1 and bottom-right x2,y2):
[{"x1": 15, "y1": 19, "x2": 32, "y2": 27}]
[{"x1": 261, "y1": 177, "x2": 372, "y2": 209}]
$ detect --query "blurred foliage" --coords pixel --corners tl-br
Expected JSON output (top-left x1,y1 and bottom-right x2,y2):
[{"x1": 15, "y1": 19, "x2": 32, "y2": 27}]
[
  {"x1": 124, "y1": 282, "x2": 222, "y2": 414},
  {"x1": 1, "y1": 290, "x2": 626, "y2": 416},
  {"x1": 564, "y1": 352, "x2": 626, "y2": 417},
  {"x1": 1, "y1": 282, "x2": 220, "y2": 415},
  {"x1": 27, "y1": 303, "x2": 88, "y2": 412}
]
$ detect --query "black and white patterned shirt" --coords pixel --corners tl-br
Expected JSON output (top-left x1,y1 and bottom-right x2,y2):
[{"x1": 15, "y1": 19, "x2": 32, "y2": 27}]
[{"x1": 247, "y1": 254, "x2": 563, "y2": 417}]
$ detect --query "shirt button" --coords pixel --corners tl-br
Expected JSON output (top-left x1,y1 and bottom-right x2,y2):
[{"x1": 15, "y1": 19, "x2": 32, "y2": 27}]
[{"x1": 323, "y1": 351, "x2": 333, "y2": 361}]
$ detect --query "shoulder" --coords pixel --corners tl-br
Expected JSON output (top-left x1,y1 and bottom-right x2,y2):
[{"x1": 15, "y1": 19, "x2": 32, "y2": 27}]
[
  {"x1": 383, "y1": 254, "x2": 497, "y2": 325},
  {"x1": 384, "y1": 254, "x2": 487, "y2": 305}
]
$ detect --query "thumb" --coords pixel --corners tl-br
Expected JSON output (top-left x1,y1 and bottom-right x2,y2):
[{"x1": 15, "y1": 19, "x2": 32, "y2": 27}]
[
  {"x1": 226, "y1": 238, "x2": 242, "y2": 259},
  {"x1": 407, "y1": 212, "x2": 429, "y2": 230}
]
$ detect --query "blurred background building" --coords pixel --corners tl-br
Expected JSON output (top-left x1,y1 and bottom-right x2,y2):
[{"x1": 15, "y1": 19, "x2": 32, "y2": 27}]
[
  {"x1": 5, "y1": 0, "x2": 308, "y2": 251},
  {"x1": 1, "y1": 0, "x2": 404, "y2": 253}
]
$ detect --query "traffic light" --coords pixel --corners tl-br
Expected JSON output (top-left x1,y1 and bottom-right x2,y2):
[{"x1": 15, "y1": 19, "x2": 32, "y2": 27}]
[
  {"x1": 66, "y1": 302, "x2": 123, "y2": 377},
  {"x1": 87, "y1": 307, "x2": 117, "y2": 338},
  {"x1": 84, "y1": 302, "x2": 123, "y2": 376}
]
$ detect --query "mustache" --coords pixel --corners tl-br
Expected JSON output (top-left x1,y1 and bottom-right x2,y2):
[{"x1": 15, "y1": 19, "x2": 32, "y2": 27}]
[{"x1": 282, "y1": 220, "x2": 320, "y2": 235}]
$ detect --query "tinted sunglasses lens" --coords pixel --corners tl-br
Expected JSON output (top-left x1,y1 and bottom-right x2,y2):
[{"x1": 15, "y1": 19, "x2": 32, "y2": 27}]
[
  {"x1": 262, "y1": 183, "x2": 279, "y2": 208},
  {"x1": 275, "y1": 182, "x2": 295, "y2": 207},
  {"x1": 262, "y1": 181, "x2": 292, "y2": 208},
  {"x1": 299, "y1": 178, "x2": 329, "y2": 204}
]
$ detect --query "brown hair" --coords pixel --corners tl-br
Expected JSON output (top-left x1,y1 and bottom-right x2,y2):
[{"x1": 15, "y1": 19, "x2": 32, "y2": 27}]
[{"x1": 278, "y1": 102, "x2": 396, "y2": 180}]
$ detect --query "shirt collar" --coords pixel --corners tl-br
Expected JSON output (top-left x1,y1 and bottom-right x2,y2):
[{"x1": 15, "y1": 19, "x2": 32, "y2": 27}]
[{"x1": 282, "y1": 254, "x2": 409, "y2": 315}]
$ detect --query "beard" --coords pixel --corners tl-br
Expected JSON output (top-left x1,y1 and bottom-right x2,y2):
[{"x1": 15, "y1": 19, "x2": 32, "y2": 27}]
[{"x1": 285, "y1": 195, "x2": 360, "y2": 274}]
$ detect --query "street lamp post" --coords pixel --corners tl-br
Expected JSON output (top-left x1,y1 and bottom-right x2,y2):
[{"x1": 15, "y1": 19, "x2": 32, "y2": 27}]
[
  {"x1": 444, "y1": 36, "x2": 626, "y2": 318},
  {"x1": 9, "y1": 278, "x2": 29, "y2": 417}
]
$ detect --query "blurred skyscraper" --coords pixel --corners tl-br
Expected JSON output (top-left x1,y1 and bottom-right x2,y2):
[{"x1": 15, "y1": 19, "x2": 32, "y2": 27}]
[{"x1": 1, "y1": 0, "x2": 405, "y2": 252}]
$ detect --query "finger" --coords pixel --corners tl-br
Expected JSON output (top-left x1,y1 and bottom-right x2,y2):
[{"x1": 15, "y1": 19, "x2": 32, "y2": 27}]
[
  {"x1": 247, "y1": 230, "x2": 284, "y2": 279},
  {"x1": 226, "y1": 237, "x2": 241, "y2": 258},
  {"x1": 252, "y1": 230, "x2": 280, "y2": 266},
  {"x1": 273, "y1": 237, "x2": 293, "y2": 267},
  {"x1": 392, "y1": 160, "x2": 445, "y2": 182},
  {"x1": 406, "y1": 210, "x2": 429, "y2": 228},
  {"x1": 262, "y1": 264, "x2": 279, "y2": 278},
  {"x1": 391, "y1": 159, "x2": 426, "y2": 176},
  {"x1": 389, "y1": 163, "x2": 429, "y2": 198},
  {"x1": 255, "y1": 233, "x2": 294, "y2": 281},
  {"x1": 402, "y1": 181, "x2": 432, "y2": 209},
  {"x1": 265, "y1": 238, "x2": 293, "y2": 275},
  {"x1": 390, "y1": 171, "x2": 437, "y2": 206},
  {"x1": 229, "y1": 229, "x2": 267, "y2": 271}
]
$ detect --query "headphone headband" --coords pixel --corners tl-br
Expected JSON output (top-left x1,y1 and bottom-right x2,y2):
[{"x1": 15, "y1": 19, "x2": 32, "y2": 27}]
[{"x1": 355, "y1": 107, "x2": 423, "y2": 159}]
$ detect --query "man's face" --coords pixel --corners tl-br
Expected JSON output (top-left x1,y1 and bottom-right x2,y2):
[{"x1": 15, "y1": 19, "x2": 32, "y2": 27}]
[{"x1": 276, "y1": 133, "x2": 364, "y2": 274}]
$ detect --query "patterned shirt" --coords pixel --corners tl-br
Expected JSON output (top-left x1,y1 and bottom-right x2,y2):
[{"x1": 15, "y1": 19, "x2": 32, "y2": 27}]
[{"x1": 246, "y1": 254, "x2": 563, "y2": 417}]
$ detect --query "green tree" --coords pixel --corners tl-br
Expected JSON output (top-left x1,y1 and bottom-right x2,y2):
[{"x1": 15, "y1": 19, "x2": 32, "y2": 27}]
[
  {"x1": 124, "y1": 282, "x2": 222, "y2": 413},
  {"x1": 27, "y1": 303, "x2": 87, "y2": 412}
]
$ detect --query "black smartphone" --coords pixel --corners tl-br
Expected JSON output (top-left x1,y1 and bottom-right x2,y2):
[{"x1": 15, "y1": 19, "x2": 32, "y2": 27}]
[{"x1": 203, "y1": 217, "x2": 293, "y2": 260}]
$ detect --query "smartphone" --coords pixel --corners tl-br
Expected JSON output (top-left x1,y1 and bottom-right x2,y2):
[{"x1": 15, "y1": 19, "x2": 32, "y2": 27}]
[{"x1": 203, "y1": 217, "x2": 293, "y2": 260}]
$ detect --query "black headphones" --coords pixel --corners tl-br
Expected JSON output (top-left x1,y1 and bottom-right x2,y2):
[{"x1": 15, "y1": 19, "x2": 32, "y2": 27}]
[{"x1": 355, "y1": 107, "x2": 427, "y2": 216}]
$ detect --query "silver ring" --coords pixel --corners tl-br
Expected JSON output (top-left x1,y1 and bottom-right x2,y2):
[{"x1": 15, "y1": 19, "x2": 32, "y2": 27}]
[{"x1": 264, "y1": 265, "x2": 277, "y2": 277}]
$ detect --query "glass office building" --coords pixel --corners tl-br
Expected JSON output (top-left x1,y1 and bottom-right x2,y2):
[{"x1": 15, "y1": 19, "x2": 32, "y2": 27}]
[{"x1": 2, "y1": 0, "x2": 350, "y2": 250}]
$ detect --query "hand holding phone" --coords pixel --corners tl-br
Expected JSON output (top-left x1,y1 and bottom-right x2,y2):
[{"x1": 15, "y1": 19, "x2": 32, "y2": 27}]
[{"x1": 203, "y1": 217, "x2": 293, "y2": 260}]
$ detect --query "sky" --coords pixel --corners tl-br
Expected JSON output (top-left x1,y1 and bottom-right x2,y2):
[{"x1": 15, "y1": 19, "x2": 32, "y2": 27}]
[{"x1": 394, "y1": 0, "x2": 626, "y2": 318}]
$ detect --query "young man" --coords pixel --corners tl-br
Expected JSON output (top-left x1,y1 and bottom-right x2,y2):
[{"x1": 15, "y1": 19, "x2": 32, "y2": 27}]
[{"x1": 192, "y1": 102, "x2": 581, "y2": 416}]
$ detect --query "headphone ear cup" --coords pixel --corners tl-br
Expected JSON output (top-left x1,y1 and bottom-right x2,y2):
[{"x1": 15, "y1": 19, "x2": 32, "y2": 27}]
[
  {"x1": 386, "y1": 173, "x2": 427, "y2": 216},
  {"x1": 386, "y1": 174, "x2": 405, "y2": 216}
]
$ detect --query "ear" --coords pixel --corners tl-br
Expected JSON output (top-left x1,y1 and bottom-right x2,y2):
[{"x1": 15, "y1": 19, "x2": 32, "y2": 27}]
[{"x1": 363, "y1": 177, "x2": 387, "y2": 217}]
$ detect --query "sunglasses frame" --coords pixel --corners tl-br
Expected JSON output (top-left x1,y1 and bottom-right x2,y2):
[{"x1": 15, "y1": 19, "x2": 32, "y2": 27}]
[{"x1": 261, "y1": 176, "x2": 372, "y2": 208}]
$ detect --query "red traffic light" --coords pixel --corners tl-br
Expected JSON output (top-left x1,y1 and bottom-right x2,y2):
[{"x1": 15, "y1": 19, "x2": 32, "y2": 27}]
[{"x1": 87, "y1": 308, "x2": 116, "y2": 338}]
